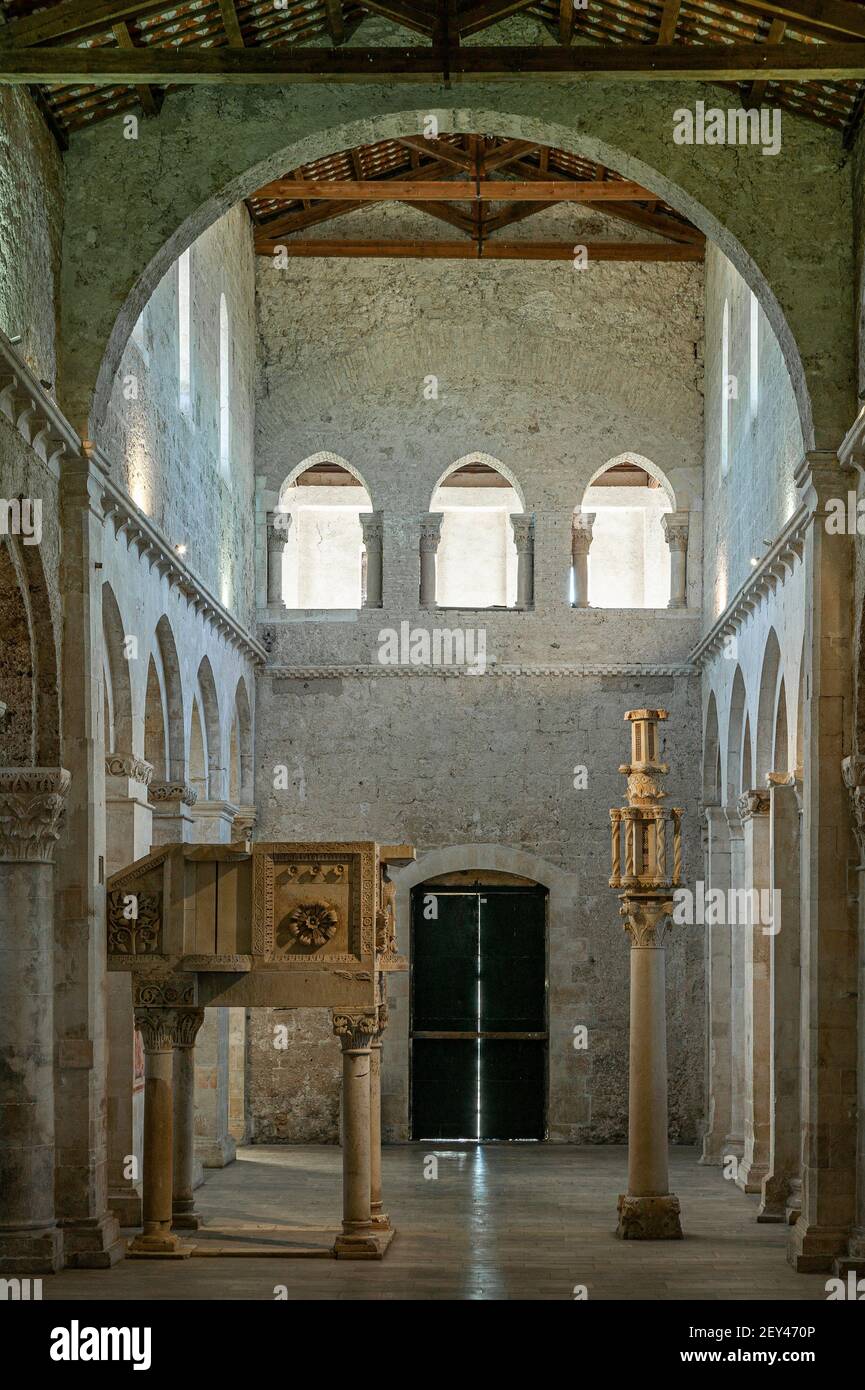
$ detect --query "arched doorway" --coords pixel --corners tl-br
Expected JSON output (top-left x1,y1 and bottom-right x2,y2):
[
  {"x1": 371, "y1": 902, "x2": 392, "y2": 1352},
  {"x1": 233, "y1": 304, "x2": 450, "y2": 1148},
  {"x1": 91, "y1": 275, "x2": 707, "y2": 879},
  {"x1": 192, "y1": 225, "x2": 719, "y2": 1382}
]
[{"x1": 410, "y1": 870, "x2": 548, "y2": 1141}]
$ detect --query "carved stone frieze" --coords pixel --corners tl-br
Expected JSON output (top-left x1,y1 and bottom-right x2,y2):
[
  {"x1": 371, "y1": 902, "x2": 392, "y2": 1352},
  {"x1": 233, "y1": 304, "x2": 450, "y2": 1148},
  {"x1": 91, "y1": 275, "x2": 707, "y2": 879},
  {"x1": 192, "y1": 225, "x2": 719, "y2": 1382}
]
[
  {"x1": 105, "y1": 753, "x2": 154, "y2": 786},
  {"x1": 149, "y1": 780, "x2": 198, "y2": 807},
  {"x1": 0, "y1": 767, "x2": 71, "y2": 862},
  {"x1": 107, "y1": 888, "x2": 162, "y2": 956},
  {"x1": 134, "y1": 977, "x2": 196, "y2": 1008}
]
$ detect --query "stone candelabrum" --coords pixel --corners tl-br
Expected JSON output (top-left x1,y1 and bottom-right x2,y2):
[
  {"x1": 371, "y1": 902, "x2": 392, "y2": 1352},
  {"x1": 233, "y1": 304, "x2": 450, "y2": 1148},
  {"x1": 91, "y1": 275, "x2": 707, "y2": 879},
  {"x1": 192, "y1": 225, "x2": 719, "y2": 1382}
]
[{"x1": 610, "y1": 708, "x2": 685, "y2": 1240}]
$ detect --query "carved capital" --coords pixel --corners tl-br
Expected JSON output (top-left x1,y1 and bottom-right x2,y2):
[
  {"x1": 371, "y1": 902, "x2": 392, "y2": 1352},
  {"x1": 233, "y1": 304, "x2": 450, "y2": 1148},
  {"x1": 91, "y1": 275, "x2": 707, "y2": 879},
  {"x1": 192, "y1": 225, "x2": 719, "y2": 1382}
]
[
  {"x1": 571, "y1": 511, "x2": 596, "y2": 556},
  {"x1": 737, "y1": 788, "x2": 770, "y2": 821},
  {"x1": 360, "y1": 510, "x2": 384, "y2": 548},
  {"x1": 134, "y1": 1006, "x2": 202, "y2": 1052},
  {"x1": 509, "y1": 513, "x2": 535, "y2": 552},
  {"x1": 148, "y1": 780, "x2": 198, "y2": 807},
  {"x1": 105, "y1": 753, "x2": 154, "y2": 787},
  {"x1": 620, "y1": 895, "x2": 673, "y2": 948},
  {"x1": 0, "y1": 767, "x2": 71, "y2": 862},
  {"x1": 332, "y1": 1011, "x2": 378, "y2": 1051},
  {"x1": 267, "y1": 511, "x2": 292, "y2": 549},
  {"x1": 661, "y1": 511, "x2": 690, "y2": 553},
  {"x1": 419, "y1": 513, "x2": 443, "y2": 553}
]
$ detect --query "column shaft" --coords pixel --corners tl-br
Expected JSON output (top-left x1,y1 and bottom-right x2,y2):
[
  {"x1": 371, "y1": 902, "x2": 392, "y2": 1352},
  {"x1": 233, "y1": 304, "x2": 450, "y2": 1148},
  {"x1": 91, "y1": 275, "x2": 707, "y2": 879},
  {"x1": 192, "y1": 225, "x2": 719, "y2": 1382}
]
[{"x1": 701, "y1": 807, "x2": 733, "y2": 1164}]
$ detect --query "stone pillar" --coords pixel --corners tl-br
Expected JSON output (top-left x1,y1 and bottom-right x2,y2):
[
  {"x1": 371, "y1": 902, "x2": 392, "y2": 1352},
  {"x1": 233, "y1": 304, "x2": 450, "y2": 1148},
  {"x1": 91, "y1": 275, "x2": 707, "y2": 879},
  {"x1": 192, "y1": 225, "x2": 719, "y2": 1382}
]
[
  {"x1": 661, "y1": 511, "x2": 690, "y2": 609},
  {"x1": 571, "y1": 511, "x2": 595, "y2": 608},
  {"x1": 128, "y1": 1006, "x2": 194, "y2": 1258},
  {"x1": 332, "y1": 1011, "x2": 392, "y2": 1257},
  {"x1": 172, "y1": 1008, "x2": 205, "y2": 1230},
  {"x1": 360, "y1": 511, "x2": 384, "y2": 609},
  {"x1": 736, "y1": 789, "x2": 772, "y2": 1193},
  {"x1": 55, "y1": 453, "x2": 123, "y2": 1268},
  {"x1": 148, "y1": 780, "x2": 197, "y2": 845},
  {"x1": 839, "y1": 758, "x2": 865, "y2": 1273},
  {"x1": 190, "y1": 800, "x2": 237, "y2": 844},
  {"x1": 105, "y1": 752, "x2": 153, "y2": 1227},
  {"x1": 617, "y1": 899, "x2": 683, "y2": 1239},
  {"x1": 266, "y1": 511, "x2": 289, "y2": 607},
  {"x1": 510, "y1": 513, "x2": 535, "y2": 610},
  {"x1": 194, "y1": 1007, "x2": 236, "y2": 1168},
  {"x1": 725, "y1": 805, "x2": 746, "y2": 1160},
  {"x1": 789, "y1": 452, "x2": 857, "y2": 1272},
  {"x1": 0, "y1": 767, "x2": 70, "y2": 1273},
  {"x1": 700, "y1": 806, "x2": 733, "y2": 1164},
  {"x1": 419, "y1": 513, "x2": 442, "y2": 609},
  {"x1": 759, "y1": 778, "x2": 802, "y2": 1223},
  {"x1": 370, "y1": 1006, "x2": 389, "y2": 1229}
]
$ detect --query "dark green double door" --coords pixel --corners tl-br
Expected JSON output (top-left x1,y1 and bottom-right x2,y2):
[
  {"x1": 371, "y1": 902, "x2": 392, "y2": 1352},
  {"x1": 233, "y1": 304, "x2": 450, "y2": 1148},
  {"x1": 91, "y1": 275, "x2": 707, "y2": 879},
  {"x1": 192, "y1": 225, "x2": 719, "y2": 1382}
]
[{"x1": 410, "y1": 887, "x2": 548, "y2": 1140}]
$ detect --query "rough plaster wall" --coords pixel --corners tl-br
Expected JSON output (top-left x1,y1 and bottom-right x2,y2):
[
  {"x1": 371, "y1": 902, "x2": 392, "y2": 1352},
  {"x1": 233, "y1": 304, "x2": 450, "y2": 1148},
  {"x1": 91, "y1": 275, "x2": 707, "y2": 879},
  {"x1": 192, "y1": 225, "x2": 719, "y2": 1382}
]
[
  {"x1": 0, "y1": 89, "x2": 63, "y2": 389},
  {"x1": 251, "y1": 670, "x2": 705, "y2": 1144},
  {"x1": 702, "y1": 245, "x2": 803, "y2": 625},
  {"x1": 98, "y1": 204, "x2": 257, "y2": 628}
]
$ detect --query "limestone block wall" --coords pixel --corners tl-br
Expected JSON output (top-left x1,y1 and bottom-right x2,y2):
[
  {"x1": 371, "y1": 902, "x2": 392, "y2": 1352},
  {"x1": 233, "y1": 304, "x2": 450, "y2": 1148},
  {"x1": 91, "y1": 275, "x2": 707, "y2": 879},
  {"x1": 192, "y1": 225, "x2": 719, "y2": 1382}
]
[
  {"x1": 0, "y1": 89, "x2": 63, "y2": 390},
  {"x1": 251, "y1": 667, "x2": 705, "y2": 1144},
  {"x1": 702, "y1": 245, "x2": 804, "y2": 625},
  {"x1": 98, "y1": 204, "x2": 257, "y2": 629}
]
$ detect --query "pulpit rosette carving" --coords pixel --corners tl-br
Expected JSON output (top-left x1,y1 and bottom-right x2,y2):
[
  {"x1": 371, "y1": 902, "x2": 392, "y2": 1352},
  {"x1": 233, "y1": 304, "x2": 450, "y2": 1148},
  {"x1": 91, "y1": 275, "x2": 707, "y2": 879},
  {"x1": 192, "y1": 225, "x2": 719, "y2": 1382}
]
[
  {"x1": 254, "y1": 844, "x2": 375, "y2": 963},
  {"x1": 332, "y1": 1010, "x2": 378, "y2": 1051},
  {"x1": 0, "y1": 767, "x2": 71, "y2": 862},
  {"x1": 610, "y1": 709, "x2": 684, "y2": 944},
  {"x1": 108, "y1": 887, "x2": 162, "y2": 956}
]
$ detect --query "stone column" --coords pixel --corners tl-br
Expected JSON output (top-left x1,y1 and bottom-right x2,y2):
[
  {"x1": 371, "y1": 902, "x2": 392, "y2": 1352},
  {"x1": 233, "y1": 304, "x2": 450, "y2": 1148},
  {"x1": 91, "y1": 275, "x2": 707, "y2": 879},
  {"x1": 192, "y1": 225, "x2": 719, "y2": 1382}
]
[
  {"x1": 737, "y1": 788, "x2": 772, "y2": 1193},
  {"x1": 128, "y1": 1006, "x2": 193, "y2": 1258},
  {"x1": 789, "y1": 452, "x2": 857, "y2": 1272},
  {"x1": 510, "y1": 513, "x2": 535, "y2": 610},
  {"x1": 840, "y1": 758, "x2": 865, "y2": 1274},
  {"x1": 370, "y1": 1006, "x2": 389, "y2": 1229},
  {"x1": 360, "y1": 511, "x2": 384, "y2": 609},
  {"x1": 266, "y1": 511, "x2": 290, "y2": 607},
  {"x1": 571, "y1": 512, "x2": 595, "y2": 608},
  {"x1": 419, "y1": 513, "x2": 442, "y2": 609},
  {"x1": 148, "y1": 780, "x2": 197, "y2": 845},
  {"x1": 55, "y1": 453, "x2": 123, "y2": 1268},
  {"x1": 759, "y1": 778, "x2": 802, "y2": 1223},
  {"x1": 661, "y1": 511, "x2": 690, "y2": 609},
  {"x1": 172, "y1": 1008, "x2": 205, "y2": 1230},
  {"x1": 700, "y1": 806, "x2": 733, "y2": 1165},
  {"x1": 332, "y1": 1011, "x2": 392, "y2": 1257},
  {"x1": 617, "y1": 899, "x2": 683, "y2": 1239},
  {"x1": 725, "y1": 805, "x2": 746, "y2": 1161},
  {"x1": 105, "y1": 752, "x2": 153, "y2": 1226},
  {"x1": 0, "y1": 767, "x2": 70, "y2": 1273},
  {"x1": 194, "y1": 1007, "x2": 236, "y2": 1168}
]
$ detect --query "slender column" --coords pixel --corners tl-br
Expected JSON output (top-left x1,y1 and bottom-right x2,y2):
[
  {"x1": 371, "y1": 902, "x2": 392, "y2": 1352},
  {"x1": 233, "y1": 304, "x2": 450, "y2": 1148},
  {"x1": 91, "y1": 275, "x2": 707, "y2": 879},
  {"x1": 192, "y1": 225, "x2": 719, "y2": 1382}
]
[
  {"x1": 419, "y1": 513, "x2": 442, "y2": 609},
  {"x1": 700, "y1": 806, "x2": 733, "y2": 1165},
  {"x1": 661, "y1": 511, "x2": 690, "y2": 609},
  {"x1": 571, "y1": 511, "x2": 595, "y2": 608},
  {"x1": 759, "y1": 778, "x2": 802, "y2": 1222},
  {"x1": 360, "y1": 511, "x2": 384, "y2": 609},
  {"x1": 839, "y1": 758, "x2": 865, "y2": 1273},
  {"x1": 617, "y1": 899, "x2": 683, "y2": 1238},
  {"x1": 725, "y1": 805, "x2": 746, "y2": 1160},
  {"x1": 736, "y1": 789, "x2": 772, "y2": 1193},
  {"x1": 266, "y1": 511, "x2": 290, "y2": 606},
  {"x1": 332, "y1": 1011, "x2": 387, "y2": 1257},
  {"x1": 0, "y1": 768, "x2": 70, "y2": 1273},
  {"x1": 510, "y1": 513, "x2": 535, "y2": 610},
  {"x1": 128, "y1": 1007, "x2": 193, "y2": 1258},
  {"x1": 789, "y1": 452, "x2": 857, "y2": 1272},
  {"x1": 370, "y1": 1005, "x2": 389, "y2": 1229},
  {"x1": 148, "y1": 780, "x2": 197, "y2": 845},
  {"x1": 172, "y1": 1009, "x2": 205, "y2": 1230},
  {"x1": 55, "y1": 454, "x2": 123, "y2": 1268}
]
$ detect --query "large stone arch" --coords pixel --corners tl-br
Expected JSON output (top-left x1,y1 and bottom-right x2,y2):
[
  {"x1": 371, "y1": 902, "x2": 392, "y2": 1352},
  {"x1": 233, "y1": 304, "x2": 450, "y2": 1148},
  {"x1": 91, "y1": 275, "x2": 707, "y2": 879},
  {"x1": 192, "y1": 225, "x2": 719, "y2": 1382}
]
[
  {"x1": 154, "y1": 615, "x2": 185, "y2": 782},
  {"x1": 755, "y1": 627, "x2": 783, "y2": 787},
  {"x1": 725, "y1": 664, "x2": 747, "y2": 805},
  {"x1": 703, "y1": 689, "x2": 721, "y2": 807},
  {"x1": 0, "y1": 531, "x2": 60, "y2": 767},
  {"x1": 60, "y1": 89, "x2": 853, "y2": 449},
  {"x1": 101, "y1": 583, "x2": 133, "y2": 758}
]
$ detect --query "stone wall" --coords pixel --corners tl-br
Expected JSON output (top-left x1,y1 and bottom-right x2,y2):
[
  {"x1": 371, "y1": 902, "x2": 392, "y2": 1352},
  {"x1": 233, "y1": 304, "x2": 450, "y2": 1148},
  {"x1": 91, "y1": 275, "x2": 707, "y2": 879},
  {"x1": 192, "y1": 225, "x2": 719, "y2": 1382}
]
[{"x1": 98, "y1": 204, "x2": 257, "y2": 628}]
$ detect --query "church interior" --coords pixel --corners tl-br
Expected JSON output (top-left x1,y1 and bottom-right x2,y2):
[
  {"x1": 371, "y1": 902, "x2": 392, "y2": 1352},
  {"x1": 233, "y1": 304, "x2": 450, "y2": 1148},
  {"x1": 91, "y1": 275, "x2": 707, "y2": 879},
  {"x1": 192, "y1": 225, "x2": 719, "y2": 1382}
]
[{"x1": 1, "y1": 0, "x2": 865, "y2": 1313}]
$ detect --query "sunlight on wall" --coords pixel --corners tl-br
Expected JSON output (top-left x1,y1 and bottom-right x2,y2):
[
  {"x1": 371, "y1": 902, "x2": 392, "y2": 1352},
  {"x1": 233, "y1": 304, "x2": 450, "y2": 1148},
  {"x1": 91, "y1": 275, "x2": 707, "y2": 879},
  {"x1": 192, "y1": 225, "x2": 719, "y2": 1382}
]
[
  {"x1": 431, "y1": 485, "x2": 521, "y2": 608},
  {"x1": 280, "y1": 483, "x2": 372, "y2": 609},
  {"x1": 583, "y1": 485, "x2": 671, "y2": 609}
]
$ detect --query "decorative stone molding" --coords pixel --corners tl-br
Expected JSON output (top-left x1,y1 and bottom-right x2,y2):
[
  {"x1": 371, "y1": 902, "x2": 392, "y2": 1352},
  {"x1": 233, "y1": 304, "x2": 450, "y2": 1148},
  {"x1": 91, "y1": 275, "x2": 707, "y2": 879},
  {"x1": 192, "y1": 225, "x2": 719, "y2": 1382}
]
[
  {"x1": 105, "y1": 753, "x2": 154, "y2": 786},
  {"x1": 148, "y1": 780, "x2": 198, "y2": 807},
  {"x1": 737, "y1": 788, "x2": 771, "y2": 820},
  {"x1": 0, "y1": 767, "x2": 71, "y2": 862},
  {"x1": 267, "y1": 662, "x2": 697, "y2": 680},
  {"x1": 134, "y1": 977, "x2": 196, "y2": 1008},
  {"x1": 332, "y1": 1011, "x2": 378, "y2": 1050},
  {"x1": 0, "y1": 328, "x2": 77, "y2": 474}
]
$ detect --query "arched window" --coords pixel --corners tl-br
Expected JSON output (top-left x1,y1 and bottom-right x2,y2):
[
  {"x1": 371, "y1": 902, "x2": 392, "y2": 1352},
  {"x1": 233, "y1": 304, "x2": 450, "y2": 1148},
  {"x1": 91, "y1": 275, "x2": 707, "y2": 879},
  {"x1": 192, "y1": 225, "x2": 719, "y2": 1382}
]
[
  {"x1": 178, "y1": 248, "x2": 192, "y2": 416},
  {"x1": 430, "y1": 457, "x2": 521, "y2": 608},
  {"x1": 219, "y1": 293, "x2": 230, "y2": 478},
  {"x1": 578, "y1": 457, "x2": 672, "y2": 609},
  {"x1": 278, "y1": 455, "x2": 372, "y2": 609},
  {"x1": 721, "y1": 297, "x2": 731, "y2": 476}
]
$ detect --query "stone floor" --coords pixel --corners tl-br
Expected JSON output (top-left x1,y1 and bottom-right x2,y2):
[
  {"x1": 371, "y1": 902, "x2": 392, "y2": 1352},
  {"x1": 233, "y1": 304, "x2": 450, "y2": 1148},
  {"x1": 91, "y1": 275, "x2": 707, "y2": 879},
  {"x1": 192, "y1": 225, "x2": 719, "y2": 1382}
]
[{"x1": 44, "y1": 1144, "x2": 830, "y2": 1300}]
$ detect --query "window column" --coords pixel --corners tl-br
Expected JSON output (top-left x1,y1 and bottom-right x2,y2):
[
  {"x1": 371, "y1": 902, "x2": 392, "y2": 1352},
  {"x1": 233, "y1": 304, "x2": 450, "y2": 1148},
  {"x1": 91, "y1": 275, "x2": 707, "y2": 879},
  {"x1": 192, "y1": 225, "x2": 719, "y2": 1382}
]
[{"x1": 662, "y1": 512, "x2": 690, "y2": 609}]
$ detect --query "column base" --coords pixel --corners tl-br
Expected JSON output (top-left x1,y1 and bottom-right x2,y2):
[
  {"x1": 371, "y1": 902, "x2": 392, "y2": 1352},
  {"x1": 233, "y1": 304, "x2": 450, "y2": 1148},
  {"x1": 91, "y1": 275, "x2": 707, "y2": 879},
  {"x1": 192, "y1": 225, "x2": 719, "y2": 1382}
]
[
  {"x1": 832, "y1": 1227, "x2": 865, "y2": 1278},
  {"x1": 370, "y1": 1207, "x2": 392, "y2": 1230},
  {"x1": 617, "y1": 1193, "x2": 683, "y2": 1240},
  {"x1": 787, "y1": 1219, "x2": 850, "y2": 1272},
  {"x1": 757, "y1": 1173, "x2": 795, "y2": 1224},
  {"x1": 333, "y1": 1226, "x2": 395, "y2": 1260},
  {"x1": 196, "y1": 1136, "x2": 237, "y2": 1169},
  {"x1": 127, "y1": 1228, "x2": 194, "y2": 1259},
  {"x1": 108, "y1": 1189, "x2": 142, "y2": 1228},
  {"x1": 171, "y1": 1211, "x2": 200, "y2": 1232},
  {"x1": 61, "y1": 1213, "x2": 125, "y2": 1269},
  {"x1": 735, "y1": 1160, "x2": 768, "y2": 1194},
  {"x1": 0, "y1": 1225, "x2": 63, "y2": 1274},
  {"x1": 698, "y1": 1135, "x2": 727, "y2": 1166}
]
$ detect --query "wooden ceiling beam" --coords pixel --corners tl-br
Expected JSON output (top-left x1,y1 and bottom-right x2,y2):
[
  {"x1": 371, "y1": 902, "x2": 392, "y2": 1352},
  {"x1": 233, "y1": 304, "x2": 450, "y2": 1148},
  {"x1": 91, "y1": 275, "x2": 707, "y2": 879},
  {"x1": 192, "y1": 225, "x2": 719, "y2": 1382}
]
[
  {"x1": 404, "y1": 199, "x2": 477, "y2": 232},
  {"x1": 111, "y1": 20, "x2": 164, "y2": 117},
  {"x1": 559, "y1": 0, "x2": 575, "y2": 45},
  {"x1": 251, "y1": 178, "x2": 661, "y2": 200},
  {"x1": 480, "y1": 139, "x2": 540, "y2": 171},
  {"x1": 4, "y1": 42, "x2": 865, "y2": 83},
  {"x1": 324, "y1": 0, "x2": 347, "y2": 44},
  {"x1": 252, "y1": 237, "x2": 705, "y2": 261},
  {"x1": 357, "y1": 0, "x2": 437, "y2": 35},
  {"x1": 747, "y1": 16, "x2": 787, "y2": 100},
  {"x1": 1, "y1": 0, "x2": 186, "y2": 47},
  {"x1": 657, "y1": 0, "x2": 683, "y2": 44},
  {"x1": 457, "y1": 0, "x2": 542, "y2": 37},
  {"x1": 218, "y1": 0, "x2": 246, "y2": 47},
  {"x1": 396, "y1": 135, "x2": 475, "y2": 170}
]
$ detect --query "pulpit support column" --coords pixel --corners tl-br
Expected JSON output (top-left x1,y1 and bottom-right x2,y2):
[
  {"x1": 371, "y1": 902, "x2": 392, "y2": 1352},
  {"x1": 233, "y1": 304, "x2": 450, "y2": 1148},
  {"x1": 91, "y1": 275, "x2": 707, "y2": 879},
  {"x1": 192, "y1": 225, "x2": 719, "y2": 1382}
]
[{"x1": 332, "y1": 1011, "x2": 394, "y2": 1258}]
